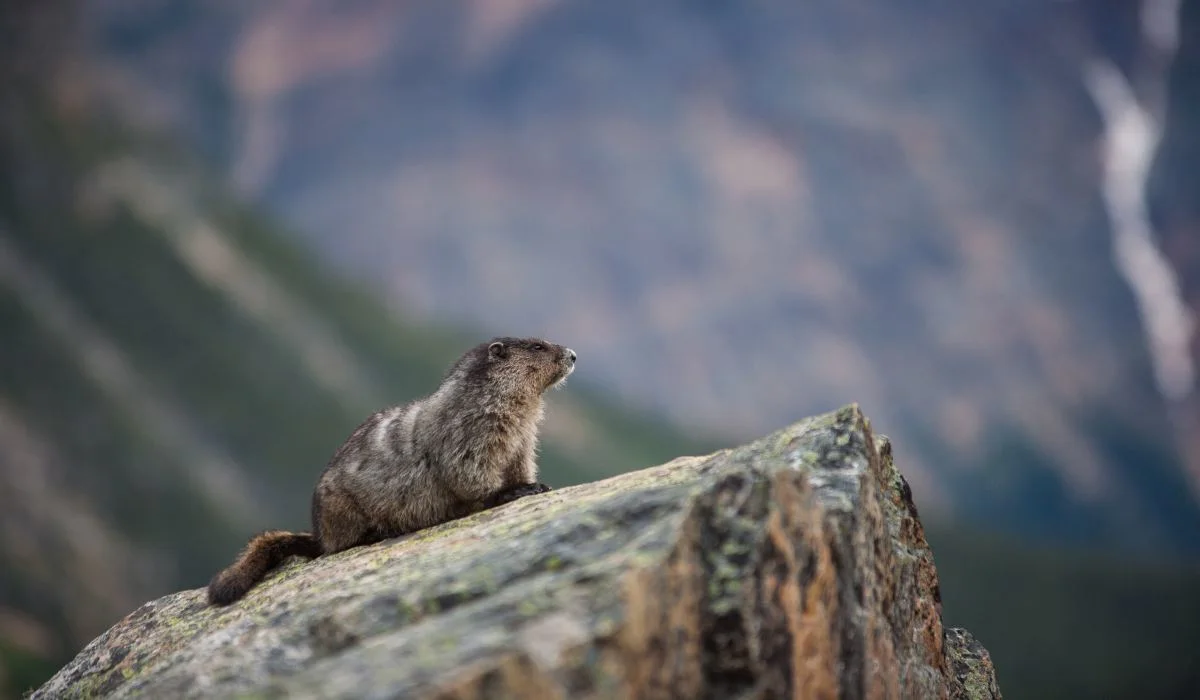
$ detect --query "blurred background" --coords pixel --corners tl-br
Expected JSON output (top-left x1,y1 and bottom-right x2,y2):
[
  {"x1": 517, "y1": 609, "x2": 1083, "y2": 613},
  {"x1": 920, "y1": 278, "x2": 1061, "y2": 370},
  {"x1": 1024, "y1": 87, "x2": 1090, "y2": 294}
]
[{"x1": 1, "y1": 0, "x2": 1199, "y2": 697}]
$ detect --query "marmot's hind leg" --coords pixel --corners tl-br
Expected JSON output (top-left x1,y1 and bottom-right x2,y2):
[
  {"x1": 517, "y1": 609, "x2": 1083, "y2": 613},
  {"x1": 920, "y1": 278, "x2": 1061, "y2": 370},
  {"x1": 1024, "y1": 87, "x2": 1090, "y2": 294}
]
[{"x1": 316, "y1": 487, "x2": 379, "y2": 554}]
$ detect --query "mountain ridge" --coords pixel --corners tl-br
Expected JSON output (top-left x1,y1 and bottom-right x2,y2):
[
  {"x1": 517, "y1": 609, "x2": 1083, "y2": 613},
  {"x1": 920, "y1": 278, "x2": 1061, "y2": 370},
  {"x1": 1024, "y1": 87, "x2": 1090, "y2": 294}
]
[{"x1": 77, "y1": 0, "x2": 1200, "y2": 552}]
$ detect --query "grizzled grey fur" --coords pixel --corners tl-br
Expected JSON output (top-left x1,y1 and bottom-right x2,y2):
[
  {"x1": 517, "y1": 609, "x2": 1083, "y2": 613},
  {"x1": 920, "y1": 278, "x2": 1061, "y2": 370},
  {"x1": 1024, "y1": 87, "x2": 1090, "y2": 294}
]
[{"x1": 207, "y1": 337, "x2": 576, "y2": 605}]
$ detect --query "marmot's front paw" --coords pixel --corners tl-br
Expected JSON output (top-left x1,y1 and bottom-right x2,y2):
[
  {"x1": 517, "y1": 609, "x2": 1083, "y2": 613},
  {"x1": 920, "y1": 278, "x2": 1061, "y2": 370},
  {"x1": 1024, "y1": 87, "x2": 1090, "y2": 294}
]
[
  {"x1": 483, "y1": 482, "x2": 553, "y2": 508},
  {"x1": 504, "y1": 482, "x2": 553, "y2": 500}
]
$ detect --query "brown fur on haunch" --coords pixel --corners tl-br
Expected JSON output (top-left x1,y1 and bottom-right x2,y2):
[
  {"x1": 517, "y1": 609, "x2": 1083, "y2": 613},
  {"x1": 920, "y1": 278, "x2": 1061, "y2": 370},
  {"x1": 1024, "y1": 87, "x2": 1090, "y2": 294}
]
[{"x1": 206, "y1": 337, "x2": 576, "y2": 606}]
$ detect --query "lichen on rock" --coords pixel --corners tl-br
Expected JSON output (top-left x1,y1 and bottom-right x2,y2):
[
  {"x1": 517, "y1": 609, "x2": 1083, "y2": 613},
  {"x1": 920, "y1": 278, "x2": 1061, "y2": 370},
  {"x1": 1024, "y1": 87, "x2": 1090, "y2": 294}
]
[{"x1": 32, "y1": 405, "x2": 1001, "y2": 699}]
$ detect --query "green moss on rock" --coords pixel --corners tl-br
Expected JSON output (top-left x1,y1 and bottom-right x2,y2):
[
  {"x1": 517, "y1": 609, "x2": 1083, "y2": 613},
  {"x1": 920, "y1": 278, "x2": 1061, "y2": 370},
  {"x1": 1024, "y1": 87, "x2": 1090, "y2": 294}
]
[{"x1": 31, "y1": 406, "x2": 1000, "y2": 700}]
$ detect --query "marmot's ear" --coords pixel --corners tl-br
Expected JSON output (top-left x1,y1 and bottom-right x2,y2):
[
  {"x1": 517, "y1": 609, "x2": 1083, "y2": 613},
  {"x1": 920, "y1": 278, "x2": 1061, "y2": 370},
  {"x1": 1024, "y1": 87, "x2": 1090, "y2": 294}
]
[{"x1": 488, "y1": 341, "x2": 507, "y2": 359}]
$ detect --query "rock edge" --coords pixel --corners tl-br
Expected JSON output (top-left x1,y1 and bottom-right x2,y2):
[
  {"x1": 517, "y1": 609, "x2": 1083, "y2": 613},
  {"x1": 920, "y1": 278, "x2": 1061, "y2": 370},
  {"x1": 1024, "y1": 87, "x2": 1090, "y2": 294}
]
[{"x1": 32, "y1": 404, "x2": 1001, "y2": 700}]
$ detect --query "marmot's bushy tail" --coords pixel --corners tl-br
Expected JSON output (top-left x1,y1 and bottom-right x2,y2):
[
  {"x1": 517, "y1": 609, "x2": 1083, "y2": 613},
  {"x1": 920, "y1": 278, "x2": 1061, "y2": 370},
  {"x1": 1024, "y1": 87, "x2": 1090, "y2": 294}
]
[{"x1": 206, "y1": 530, "x2": 322, "y2": 606}]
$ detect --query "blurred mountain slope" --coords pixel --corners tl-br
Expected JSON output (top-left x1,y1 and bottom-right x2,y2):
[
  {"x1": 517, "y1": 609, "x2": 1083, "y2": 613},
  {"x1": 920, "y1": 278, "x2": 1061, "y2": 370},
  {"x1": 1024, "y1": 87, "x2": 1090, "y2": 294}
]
[
  {"x1": 929, "y1": 521, "x2": 1200, "y2": 700},
  {"x1": 1149, "y1": 0, "x2": 1200, "y2": 497},
  {"x1": 0, "y1": 32, "x2": 711, "y2": 696},
  {"x1": 3, "y1": 2, "x2": 1200, "y2": 698},
  {"x1": 78, "y1": 0, "x2": 1200, "y2": 553}
]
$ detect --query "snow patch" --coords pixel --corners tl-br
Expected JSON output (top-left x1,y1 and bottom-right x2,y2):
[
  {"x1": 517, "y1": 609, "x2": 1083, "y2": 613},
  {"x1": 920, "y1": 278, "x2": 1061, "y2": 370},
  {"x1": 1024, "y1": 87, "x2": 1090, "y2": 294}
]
[{"x1": 1084, "y1": 59, "x2": 1195, "y2": 401}]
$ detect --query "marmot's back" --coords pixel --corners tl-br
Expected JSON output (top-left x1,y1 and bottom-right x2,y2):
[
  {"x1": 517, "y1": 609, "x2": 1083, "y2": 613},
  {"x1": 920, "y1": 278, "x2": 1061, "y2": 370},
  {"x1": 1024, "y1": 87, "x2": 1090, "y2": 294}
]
[{"x1": 208, "y1": 337, "x2": 576, "y2": 606}]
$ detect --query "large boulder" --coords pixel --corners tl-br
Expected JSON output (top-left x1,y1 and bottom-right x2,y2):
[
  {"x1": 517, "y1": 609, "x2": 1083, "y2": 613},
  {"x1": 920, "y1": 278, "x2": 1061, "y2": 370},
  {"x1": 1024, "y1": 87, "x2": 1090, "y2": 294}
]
[{"x1": 32, "y1": 405, "x2": 1000, "y2": 699}]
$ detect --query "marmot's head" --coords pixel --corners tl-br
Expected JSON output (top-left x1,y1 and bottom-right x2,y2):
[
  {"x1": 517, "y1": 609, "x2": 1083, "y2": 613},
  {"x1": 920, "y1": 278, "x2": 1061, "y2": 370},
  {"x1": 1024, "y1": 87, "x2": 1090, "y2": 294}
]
[{"x1": 482, "y1": 337, "x2": 576, "y2": 394}]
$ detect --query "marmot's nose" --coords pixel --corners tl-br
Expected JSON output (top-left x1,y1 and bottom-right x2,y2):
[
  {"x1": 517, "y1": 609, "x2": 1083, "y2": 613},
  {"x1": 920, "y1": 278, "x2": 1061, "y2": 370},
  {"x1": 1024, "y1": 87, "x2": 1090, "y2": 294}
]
[{"x1": 566, "y1": 348, "x2": 577, "y2": 364}]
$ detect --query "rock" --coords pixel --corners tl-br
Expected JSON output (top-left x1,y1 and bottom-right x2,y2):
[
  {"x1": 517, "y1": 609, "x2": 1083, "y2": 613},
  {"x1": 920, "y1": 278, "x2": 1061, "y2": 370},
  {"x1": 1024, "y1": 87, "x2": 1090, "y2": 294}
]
[
  {"x1": 944, "y1": 628, "x2": 1003, "y2": 700},
  {"x1": 31, "y1": 405, "x2": 1000, "y2": 699}
]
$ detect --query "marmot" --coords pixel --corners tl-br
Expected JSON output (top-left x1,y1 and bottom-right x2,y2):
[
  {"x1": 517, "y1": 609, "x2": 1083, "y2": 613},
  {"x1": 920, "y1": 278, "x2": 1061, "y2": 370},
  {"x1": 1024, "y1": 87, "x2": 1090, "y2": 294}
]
[{"x1": 206, "y1": 337, "x2": 576, "y2": 606}]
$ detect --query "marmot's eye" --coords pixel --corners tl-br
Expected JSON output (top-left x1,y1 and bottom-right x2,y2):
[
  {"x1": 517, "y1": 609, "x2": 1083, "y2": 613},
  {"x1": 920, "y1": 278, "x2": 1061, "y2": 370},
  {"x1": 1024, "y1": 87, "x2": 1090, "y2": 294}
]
[{"x1": 531, "y1": 343, "x2": 545, "y2": 352}]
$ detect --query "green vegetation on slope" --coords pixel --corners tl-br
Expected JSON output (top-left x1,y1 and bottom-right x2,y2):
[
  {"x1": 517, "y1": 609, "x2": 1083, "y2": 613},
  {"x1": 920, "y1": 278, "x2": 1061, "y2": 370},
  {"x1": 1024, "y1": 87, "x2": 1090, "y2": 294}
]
[
  {"x1": 0, "y1": 641, "x2": 58, "y2": 700},
  {"x1": 929, "y1": 521, "x2": 1200, "y2": 700}
]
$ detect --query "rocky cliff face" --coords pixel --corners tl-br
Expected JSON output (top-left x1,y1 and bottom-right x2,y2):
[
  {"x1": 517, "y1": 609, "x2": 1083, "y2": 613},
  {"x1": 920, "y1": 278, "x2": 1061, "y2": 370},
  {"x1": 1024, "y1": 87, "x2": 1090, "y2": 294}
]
[{"x1": 31, "y1": 406, "x2": 1000, "y2": 699}]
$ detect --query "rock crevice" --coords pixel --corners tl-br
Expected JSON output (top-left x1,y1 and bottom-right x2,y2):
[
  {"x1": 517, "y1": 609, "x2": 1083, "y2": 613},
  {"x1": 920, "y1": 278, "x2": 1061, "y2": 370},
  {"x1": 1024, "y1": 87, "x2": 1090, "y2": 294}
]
[{"x1": 32, "y1": 405, "x2": 1001, "y2": 699}]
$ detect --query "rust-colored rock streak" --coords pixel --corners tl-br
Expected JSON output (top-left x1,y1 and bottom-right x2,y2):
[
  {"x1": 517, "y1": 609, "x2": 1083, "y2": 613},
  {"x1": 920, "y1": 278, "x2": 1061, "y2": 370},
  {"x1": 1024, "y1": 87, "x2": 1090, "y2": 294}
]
[{"x1": 32, "y1": 405, "x2": 1000, "y2": 699}]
